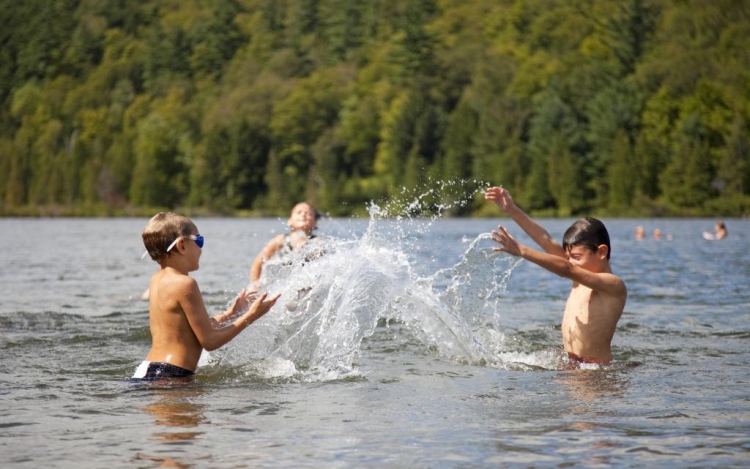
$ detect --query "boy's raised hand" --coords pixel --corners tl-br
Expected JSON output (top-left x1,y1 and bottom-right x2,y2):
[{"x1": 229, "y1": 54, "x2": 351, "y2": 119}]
[
  {"x1": 231, "y1": 288, "x2": 259, "y2": 314},
  {"x1": 492, "y1": 225, "x2": 522, "y2": 257},
  {"x1": 244, "y1": 292, "x2": 282, "y2": 325},
  {"x1": 485, "y1": 186, "x2": 515, "y2": 212}
]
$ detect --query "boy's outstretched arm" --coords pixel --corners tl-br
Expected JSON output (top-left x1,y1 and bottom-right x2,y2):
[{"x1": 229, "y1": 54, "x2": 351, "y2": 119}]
[
  {"x1": 492, "y1": 226, "x2": 625, "y2": 297},
  {"x1": 178, "y1": 277, "x2": 281, "y2": 351},
  {"x1": 485, "y1": 187, "x2": 565, "y2": 257}
]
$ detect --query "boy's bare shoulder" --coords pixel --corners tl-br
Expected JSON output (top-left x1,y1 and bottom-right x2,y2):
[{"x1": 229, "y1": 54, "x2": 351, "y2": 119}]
[
  {"x1": 572, "y1": 268, "x2": 627, "y2": 299},
  {"x1": 154, "y1": 269, "x2": 199, "y2": 297},
  {"x1": 601, "y1": 271, "x2": 627, "y2": 298}
]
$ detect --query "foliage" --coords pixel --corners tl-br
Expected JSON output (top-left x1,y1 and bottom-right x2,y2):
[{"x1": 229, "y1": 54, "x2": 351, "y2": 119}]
[{"x1": 1, "y1": 0, "x2": 750, "y2": 217}]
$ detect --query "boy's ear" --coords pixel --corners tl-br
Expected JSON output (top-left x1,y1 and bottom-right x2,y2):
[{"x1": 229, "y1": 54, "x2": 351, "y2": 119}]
[{"x1": 597, "y1": 244, "x2": 609, "y2": 259}]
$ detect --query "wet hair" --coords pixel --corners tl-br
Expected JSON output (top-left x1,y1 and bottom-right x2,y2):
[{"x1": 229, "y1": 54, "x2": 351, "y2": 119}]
[
  {"x1": 562, "y1": 217, "x2": 611, "y2": 260},
  {"x1": 142, "y1": 212, "x2": 196, "y2": 262}
]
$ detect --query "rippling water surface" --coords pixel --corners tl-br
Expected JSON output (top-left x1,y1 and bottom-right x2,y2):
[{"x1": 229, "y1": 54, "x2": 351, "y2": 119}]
[{"x1": 1, "y1": 210, "x2": 748, "y2": 468}]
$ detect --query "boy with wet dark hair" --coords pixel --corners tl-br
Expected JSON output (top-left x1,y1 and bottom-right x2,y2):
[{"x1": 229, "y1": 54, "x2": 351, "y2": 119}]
[
  {"x1": 485, "y1": 187, "x2": 627, "y2": 366},
  {"x1": 562, "y1": 217, "x2": 612, "y2": 260},
  {"x1": 134, "y1": 212, "x2": 280, "y2": 381}
]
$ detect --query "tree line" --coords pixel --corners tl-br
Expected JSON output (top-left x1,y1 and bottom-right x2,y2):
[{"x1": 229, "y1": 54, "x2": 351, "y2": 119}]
[{"x1": 1, "y1": 0, "x2": 749, "y2": 217}]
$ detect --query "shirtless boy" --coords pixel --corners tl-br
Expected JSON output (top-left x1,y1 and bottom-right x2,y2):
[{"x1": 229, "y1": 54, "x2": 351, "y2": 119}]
[
  {"x1": 249, "y1": 202, "x2": 321, "y2": 289},
  {"x1": 134, "y1": 212, "x2": 280, "y2": 380},
  {"x1": 485, "y1": 187, "x2": 627, "y2": 365}
]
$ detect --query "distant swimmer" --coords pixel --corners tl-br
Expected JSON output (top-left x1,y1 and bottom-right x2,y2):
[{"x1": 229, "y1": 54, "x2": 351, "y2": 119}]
[
  {"x1": 133, "y1": 212, "x2": 280, "y2": 381},
  {"x1": 249, "y1": 202, "x2": 323, "y2": 290},
  {"x1": 703, "y1": 221, "x2": 727, "y2": 240},
  {"x1": 635, "y1": 226, "x2": 645, "y2": 240},
  {"x1": 486, "y1": 186, "x2": 627, "y2": 367}
]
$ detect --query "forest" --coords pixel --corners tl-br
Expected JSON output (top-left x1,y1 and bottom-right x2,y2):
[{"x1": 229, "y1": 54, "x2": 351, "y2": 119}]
[{"x1": 1, "y1": 0, "x2": 749, "y2": 217}]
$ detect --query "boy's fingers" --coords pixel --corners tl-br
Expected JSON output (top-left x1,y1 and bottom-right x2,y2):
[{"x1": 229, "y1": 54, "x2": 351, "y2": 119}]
[{"x1": 257, "y1": 292, "x2": 281, "y2": 304}]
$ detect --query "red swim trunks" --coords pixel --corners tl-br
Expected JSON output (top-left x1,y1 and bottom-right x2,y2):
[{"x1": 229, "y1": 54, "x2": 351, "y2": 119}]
[{"x1": 567, "y1": 352, "x2": 609, "y2": 365}]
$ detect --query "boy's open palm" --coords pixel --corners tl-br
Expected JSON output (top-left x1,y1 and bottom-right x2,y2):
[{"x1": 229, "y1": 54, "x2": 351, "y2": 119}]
[
  {"x1": 491, "y1": 226, "x2": 522, "y2": 256},
  {"x1": 485, "y1": 187, "x2": 515, "y2": 212},
  {"x1": 245, "y1": 292, "x2": 281, "y2": 324},
  {"x1": 231, "y1": 289, "x2": 258, "y2": 313}
]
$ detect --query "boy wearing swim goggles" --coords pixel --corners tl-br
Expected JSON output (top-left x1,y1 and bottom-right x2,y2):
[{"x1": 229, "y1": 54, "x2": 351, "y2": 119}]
[{"x1": 133, "y1": 212, "x2": 280, "y2": 381}]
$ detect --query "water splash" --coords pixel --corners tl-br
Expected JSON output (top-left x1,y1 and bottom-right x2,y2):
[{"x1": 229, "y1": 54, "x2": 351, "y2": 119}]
[{"x1": 204, "y1": 183, "x2": 555, "y2": 381}]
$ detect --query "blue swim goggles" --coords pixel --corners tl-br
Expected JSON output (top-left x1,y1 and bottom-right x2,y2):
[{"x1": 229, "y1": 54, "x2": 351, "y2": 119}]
[
  {"x1": 142, "y1": 234, "x2": 205, "y2": 260},
  {"x1": 166, "y1": 234, "x2": 204, "y2": 252}
]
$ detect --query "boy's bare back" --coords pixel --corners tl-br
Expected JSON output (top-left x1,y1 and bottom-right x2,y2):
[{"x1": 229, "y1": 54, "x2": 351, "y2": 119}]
[{"x1": 146, "y1": 268, "x2": 206, "y2": 371}]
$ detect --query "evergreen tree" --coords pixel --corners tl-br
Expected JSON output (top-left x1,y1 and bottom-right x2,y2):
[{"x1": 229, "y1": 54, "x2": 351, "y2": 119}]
[
  {"x1": 660, "y1": 137, "x2": 714, "y2": 209},
  {"x1": 607, "y1": 129, "x2": 636, "y2": 212}
]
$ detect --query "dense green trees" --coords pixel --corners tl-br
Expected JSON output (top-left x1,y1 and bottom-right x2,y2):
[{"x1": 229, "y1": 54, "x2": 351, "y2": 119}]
[{"x1": 1, "y1": 0, "x2": 749, "y2": 216}]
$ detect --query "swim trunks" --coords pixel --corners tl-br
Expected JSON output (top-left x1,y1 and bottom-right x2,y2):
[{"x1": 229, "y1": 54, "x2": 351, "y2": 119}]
[
  {"x1": 567, "y1": 352, "x2": 609, "y2": 365},
  {"x1": 132, "y1": 361, "x2": 194, "y2": 381}
]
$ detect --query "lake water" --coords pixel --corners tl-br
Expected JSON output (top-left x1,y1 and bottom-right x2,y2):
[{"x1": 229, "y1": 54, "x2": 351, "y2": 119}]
[{"x1": 1, "y1": 211, "x2": 749, "y2": 468}]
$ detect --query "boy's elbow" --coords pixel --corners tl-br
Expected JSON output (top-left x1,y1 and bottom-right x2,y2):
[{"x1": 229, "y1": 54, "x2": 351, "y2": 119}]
[
  {"x1": 202, "y1": 341, "x2": 222, "y2": 352},
  {"x1": 200, "y1": 337, "x2": 224, "y2": 352}
]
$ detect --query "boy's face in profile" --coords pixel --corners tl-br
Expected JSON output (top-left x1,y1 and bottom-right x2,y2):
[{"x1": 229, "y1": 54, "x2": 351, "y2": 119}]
[
  {"x1": 288, "y1": 203, "x2": 318, "y2": 234},
  {"x1": 565, "y1": 244, "x2": 608, "y2": 272}
]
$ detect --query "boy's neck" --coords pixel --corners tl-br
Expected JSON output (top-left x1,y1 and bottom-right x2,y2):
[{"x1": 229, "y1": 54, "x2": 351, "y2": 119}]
[{"x1": 160, "y1": 258, "x2": 190, "y2": 275}]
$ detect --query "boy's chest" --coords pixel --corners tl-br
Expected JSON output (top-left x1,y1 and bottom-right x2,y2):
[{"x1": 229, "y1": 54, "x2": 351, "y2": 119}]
[{"x1": 562, "y1": 286, "x2": 594, "y2": 322}]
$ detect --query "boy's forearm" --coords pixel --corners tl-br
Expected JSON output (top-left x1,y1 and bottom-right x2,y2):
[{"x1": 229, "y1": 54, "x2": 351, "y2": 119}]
[
  {"x1": 211, "y1": 309, "x2": 235, "y2": 327},
  {"x1": 206, "y1": 307, "x2": 261, "y2": 350},
  {"x1": 507, "y1": 206, "x2": 563, "y2": 256},
  {"x1": 518, "y1": 245, "x2": 572, "y2": 278}
]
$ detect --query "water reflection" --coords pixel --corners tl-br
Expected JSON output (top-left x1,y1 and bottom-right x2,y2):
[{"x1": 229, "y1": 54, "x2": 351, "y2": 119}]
[
  {"x1": 134, "y1": 384, "x2": 208, "y2": 468},
  {"x1": 143, "y1": 385, "x2": 207, "y2": 441},
  {"x1": 554, "y1": 369, "x2": 629, "y2": 404},
  {"x1": 554, "y1": 370, "x2": 631, "y2": 466},
  {"x1": 132, "y1": 453, "x2": 194, "y2": 469}
]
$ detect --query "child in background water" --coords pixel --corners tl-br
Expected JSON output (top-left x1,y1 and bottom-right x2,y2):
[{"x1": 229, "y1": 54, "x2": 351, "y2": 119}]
[
  {"x1": 485, "y1": 187, "x2": 627, "y2": 366},
  {"x1": 249, "y1": 202, "x2": 322, "y2": 290},
  {"x1": 703, "y1": 221, "x2": 727, "y2": 240},
  {"x1": 134, "y1": 212, "x2": 280, "y2": 380}
]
